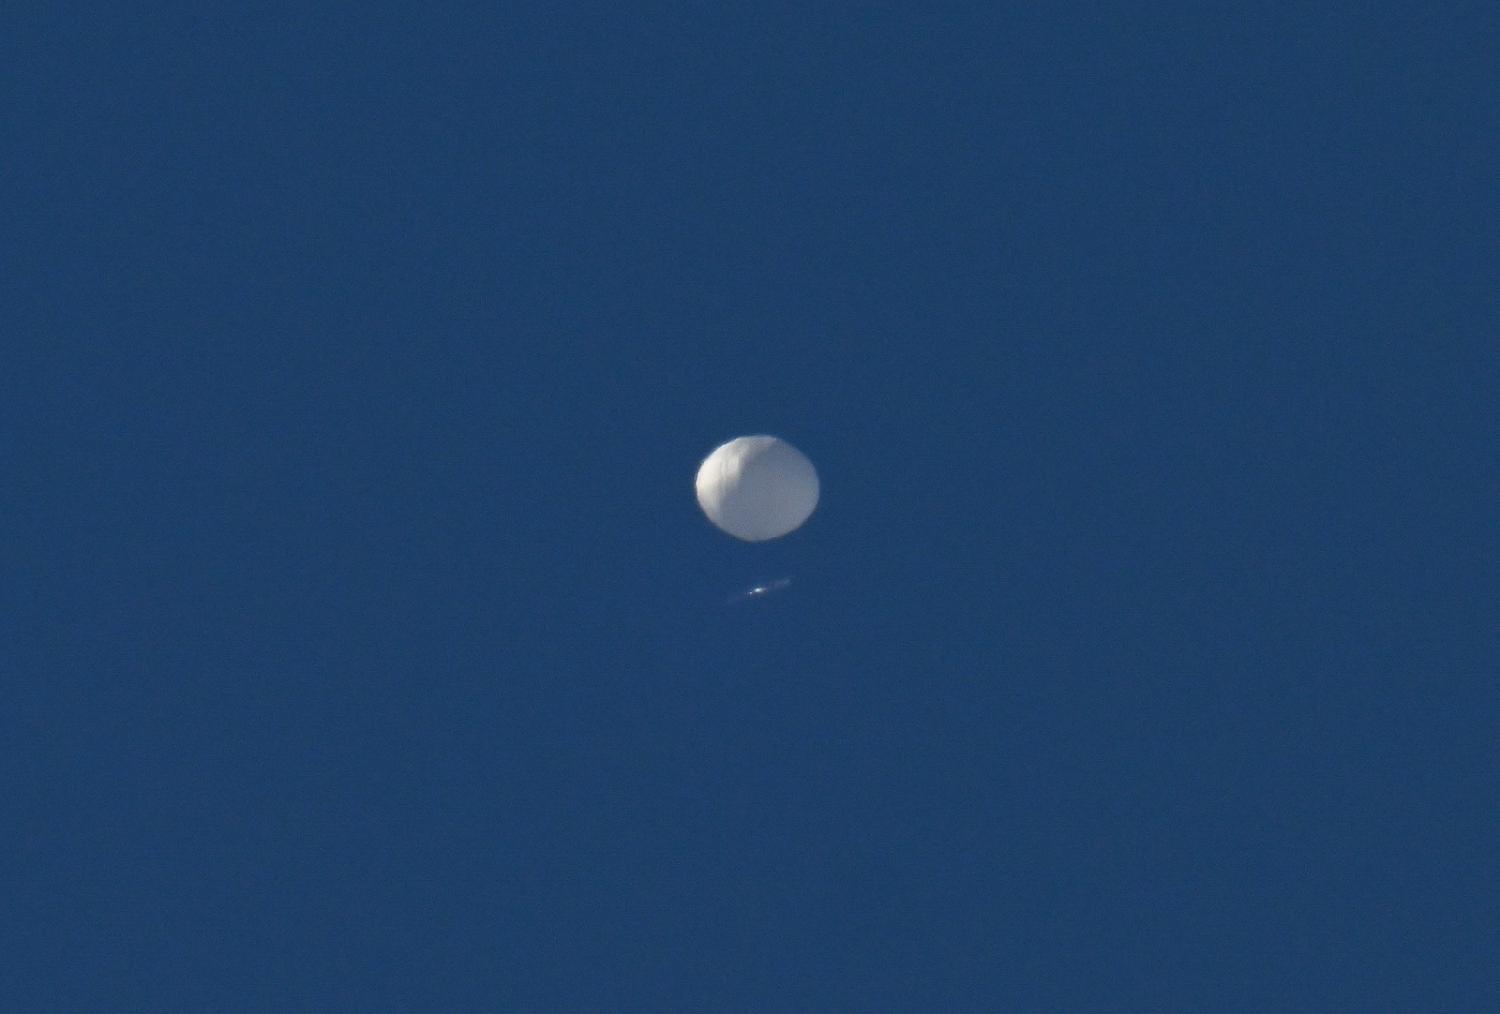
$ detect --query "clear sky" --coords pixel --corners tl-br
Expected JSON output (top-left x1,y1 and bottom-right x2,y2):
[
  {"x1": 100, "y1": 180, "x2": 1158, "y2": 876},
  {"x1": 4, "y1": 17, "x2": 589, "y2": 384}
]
[{"x1": 7, "y1": 3, "x2": 1498, "y2": 1009}]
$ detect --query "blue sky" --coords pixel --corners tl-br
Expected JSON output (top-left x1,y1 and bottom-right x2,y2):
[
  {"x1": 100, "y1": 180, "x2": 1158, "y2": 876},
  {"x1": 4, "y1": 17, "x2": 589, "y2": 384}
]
[{"x1": 7, "y1": 4, "x2": 1498, "y2": 1009}]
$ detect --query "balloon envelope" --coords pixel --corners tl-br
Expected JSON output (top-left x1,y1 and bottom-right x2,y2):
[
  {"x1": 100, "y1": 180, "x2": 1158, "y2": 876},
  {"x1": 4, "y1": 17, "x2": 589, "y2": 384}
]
[{"x1": 695, "y1": 435, "x2": 819, "y2": 541}]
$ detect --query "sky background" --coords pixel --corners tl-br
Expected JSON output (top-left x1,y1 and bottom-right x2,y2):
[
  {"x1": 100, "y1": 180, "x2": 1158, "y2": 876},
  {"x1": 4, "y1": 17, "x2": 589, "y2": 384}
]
[{"x1": 6, "y1": 3, "x2": 1498, "y2": 1009}]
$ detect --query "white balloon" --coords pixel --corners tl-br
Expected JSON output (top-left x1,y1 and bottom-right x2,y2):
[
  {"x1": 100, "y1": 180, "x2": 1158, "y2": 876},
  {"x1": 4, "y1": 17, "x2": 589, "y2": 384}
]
[{"x1": 695, "y1": 435, "x2": 819, "y2": 541}]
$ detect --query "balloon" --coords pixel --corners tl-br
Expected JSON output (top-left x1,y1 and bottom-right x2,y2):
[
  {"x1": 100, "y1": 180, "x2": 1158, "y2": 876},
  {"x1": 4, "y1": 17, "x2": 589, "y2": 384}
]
[{"x1": 695, "y1": 435, "x2": 819, "y2": 541}]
